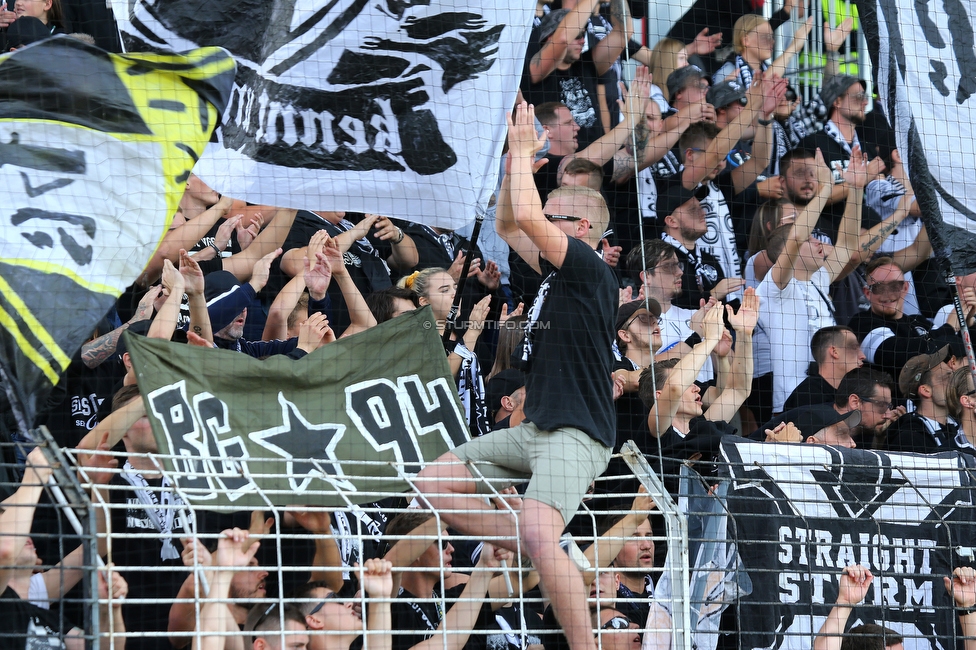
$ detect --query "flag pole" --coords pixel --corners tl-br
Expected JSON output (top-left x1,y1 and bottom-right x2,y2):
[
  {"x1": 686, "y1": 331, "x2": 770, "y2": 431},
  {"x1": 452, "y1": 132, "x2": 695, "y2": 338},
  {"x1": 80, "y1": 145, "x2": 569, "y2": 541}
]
[
  {"x1": 441, "y1": 211, "x2": 485, "y2": 350},
  {"x1": 943, "y1": 263, "x2": 976, "y2": 380}
]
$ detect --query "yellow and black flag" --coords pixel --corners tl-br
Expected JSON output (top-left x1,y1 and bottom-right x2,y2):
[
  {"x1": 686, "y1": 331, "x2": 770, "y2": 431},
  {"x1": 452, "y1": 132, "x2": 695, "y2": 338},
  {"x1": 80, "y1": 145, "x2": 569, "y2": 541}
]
[{"x1": 0, "y1": 37, "x2": 235, "y2": 431}]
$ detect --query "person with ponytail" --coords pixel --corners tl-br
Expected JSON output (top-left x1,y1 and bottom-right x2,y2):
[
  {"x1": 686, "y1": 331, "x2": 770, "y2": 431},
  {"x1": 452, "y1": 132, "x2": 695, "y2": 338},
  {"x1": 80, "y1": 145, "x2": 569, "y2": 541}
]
[{"x1": 399, "y1": 267, "x2": 492, "y2": 437}]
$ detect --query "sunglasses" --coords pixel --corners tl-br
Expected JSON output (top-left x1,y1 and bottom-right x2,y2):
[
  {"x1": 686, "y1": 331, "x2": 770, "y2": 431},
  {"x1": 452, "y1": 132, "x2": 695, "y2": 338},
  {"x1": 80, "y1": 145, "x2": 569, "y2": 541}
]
[
  {"x1": 602, "y1": 616, "x2": 633, "y2": 630},
  {"x1": 545, "y1": 214, "x2": 593, "y2": 229},
  {"x1": 307, "y1": 591, "x2": 340, "y2": 616},
  {"x1": 867, "y1": 280, "x2": 906, "y2": 295}
]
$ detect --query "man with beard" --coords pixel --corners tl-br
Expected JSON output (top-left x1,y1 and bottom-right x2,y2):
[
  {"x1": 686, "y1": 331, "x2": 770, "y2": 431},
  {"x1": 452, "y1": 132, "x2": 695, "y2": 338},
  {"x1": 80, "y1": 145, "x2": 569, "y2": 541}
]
[
  {"x1": 799, "y1": 76, "x2": 886, "y2": 243},
  {"x1": 520, "y1": 0, "x2": 628, "y2": 151}
]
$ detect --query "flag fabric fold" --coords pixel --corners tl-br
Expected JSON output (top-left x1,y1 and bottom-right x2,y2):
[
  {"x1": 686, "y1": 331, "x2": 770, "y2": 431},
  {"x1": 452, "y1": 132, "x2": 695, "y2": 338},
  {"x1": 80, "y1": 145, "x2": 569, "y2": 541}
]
[
  {"x1": 0, "y1": 37, "x2": 235, "y2": 429},
  {"x1": 125, "y1": 307, "x2": 469, "y2": 508},
  {"x1": 117, "y1": 0, "x2": 534, "y2": 230}
]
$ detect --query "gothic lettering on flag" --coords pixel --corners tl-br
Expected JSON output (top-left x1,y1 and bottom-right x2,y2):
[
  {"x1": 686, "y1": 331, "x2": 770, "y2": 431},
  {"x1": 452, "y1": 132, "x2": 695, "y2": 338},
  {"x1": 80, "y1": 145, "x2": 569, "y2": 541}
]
[{"x1": 117, "y1": 0, "x2": 535, "y2": 229}]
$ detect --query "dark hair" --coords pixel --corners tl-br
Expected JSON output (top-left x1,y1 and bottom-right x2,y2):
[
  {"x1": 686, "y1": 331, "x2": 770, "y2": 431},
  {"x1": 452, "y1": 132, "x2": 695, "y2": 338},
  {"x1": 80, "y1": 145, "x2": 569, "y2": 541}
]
[
  {"x1": 747, "y1": 199, "x2": 788, "y2": 256},
  {"x1": 366, "y1": 287, "x2": 419, "y2": 324},
  {"x1": 111, "y1": 385, "x2": 142, "y2": 413},
  {"x1": 535, "y1": 102, "x2": 569, "y2": 127},
  {"x1": 865, "y1": 256, "x2": 902, "y2": 280},
  {"x1": 382, "y1": 510, "x2": 436, "y2": 558},
  {"x1": 562, "y1": 158, "x2": 604, "y2": 189},
  {"x1": 638, "y1": 358, "x2": 680, "y2": 410},
  {"x1": 839, "y1": 624, "x2": 903, "y2": 650},
  {"x1": 47, "y1": 0, "x2": 66, "y2": 30},
  {"x1": 678, "y1": 121, "x2": 721, "y2": 163},
  {"x1": 780, "y1": 148, "x2": 816, "y2": 176},
  {"x1": 488, "y1": 313, "x2": 527, "y2": 380},
  {"x1": 834, "y1": 367, "x2": 892, "y2": 407},
  {"x1": 246, "y1": 603, "x2": 307, "y2": 642},
  {"x1": 626, "y1": 239, "x2": 678, "y2": 281},
  {"x1": 765, "y1": 223, "x2": 794, "y2": 265},
  {"x1": 290, "y1": 580, "x2": 337, "y2": 615},
  {"x1": 811, "y1": 326, "x2": 855, "y2": 365}
]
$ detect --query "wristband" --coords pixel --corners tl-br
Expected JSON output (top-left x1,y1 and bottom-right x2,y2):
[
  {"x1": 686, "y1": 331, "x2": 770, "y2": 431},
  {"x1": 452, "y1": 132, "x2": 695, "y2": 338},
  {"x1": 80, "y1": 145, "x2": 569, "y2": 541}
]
[
  {"x1": 757, "y1": 117, "x2": 773, "y2": 126},
  {"x1": 627, "y1": 38, "x2": 643, "y2": 58},
  {"x1": 684, "y1": 332, "x2": 703, "y2": 347},
  {"x1": 209, "y1": 242, "x2": 222, "y2": 256},
  {"x1": 958, "y1": 604, "x2": 976, "y2": 615},
  {"x1": 393, "y1": 228, "x2": 405, "y2": 245}
]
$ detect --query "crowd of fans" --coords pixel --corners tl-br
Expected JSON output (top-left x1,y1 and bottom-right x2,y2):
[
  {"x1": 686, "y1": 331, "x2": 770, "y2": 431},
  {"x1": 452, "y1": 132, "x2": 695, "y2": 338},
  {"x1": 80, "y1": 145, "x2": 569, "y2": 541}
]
[{"x1": 3, "y1": 0, "x2": 976, "y2": 648}]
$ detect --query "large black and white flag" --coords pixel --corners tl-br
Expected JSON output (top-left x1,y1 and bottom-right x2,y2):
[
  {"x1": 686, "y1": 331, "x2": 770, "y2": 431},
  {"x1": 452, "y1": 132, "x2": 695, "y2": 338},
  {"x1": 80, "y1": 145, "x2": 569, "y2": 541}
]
[
  {"x1": 719, "y1": 439, "x2": 976, "y2": 650},
  {"x1": 117, "y1": 0, "x2": 534, "y2": 230},
  {"x1": 858, "y1": 0, "x2": 976, "y2": 273}
]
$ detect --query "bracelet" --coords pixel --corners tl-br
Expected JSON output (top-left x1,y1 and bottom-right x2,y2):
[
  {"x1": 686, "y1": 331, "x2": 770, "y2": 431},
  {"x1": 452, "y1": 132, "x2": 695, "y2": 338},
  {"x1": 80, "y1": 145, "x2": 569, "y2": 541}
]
[
  {"x1": 757, "y1": 117, "x2": 773, "y2": 126},
  {"x1": 209, "y1": 242, "x2": 222, "y2": 256},
  {"x1": 393, "y1": 228, "x2": 405, "y2": 245}
]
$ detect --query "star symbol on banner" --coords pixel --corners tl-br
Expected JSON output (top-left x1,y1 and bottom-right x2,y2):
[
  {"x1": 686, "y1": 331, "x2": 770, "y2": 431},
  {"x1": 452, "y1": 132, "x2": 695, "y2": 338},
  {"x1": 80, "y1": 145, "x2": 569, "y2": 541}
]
[{"x1": 248, "y1": 393, "x2": 354, "y2": 494}]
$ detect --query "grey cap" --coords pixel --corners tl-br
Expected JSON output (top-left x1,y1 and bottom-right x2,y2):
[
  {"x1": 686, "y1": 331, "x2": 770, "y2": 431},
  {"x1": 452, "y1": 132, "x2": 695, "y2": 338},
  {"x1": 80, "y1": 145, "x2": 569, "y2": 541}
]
[
  {"x1": 665, "y1": 65, "x2": 707, "y2": 102},
  {"x1": 818, "y1": 75, "x2": 866, "y2": 110},
  {"x1": 706, "y1": 79, "x2": 748, "y2": 109},
  {"x1": 539, "y1": 8, "x2": 571, "y2": 42}
]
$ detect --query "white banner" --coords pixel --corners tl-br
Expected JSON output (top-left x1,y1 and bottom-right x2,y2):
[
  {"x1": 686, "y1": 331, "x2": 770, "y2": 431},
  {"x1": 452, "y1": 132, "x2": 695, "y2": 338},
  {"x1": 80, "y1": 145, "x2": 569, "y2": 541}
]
[
  {"x1": 874, "y1": 0, "x2": 976, "y2": 272},
  {"x1": 118, "y1": 0, "x2": 534, "y2": 230}
]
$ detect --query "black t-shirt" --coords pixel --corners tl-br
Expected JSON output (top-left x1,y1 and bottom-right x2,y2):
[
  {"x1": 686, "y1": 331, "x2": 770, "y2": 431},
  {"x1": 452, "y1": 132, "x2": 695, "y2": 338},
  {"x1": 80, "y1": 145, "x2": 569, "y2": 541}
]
[
  {"x1": 782, "y1": 374, "x2": 836, "y2": 412},
  {"x1": 666, "y1": 241, "x2": 725, "y2": 311},
  {"x1": 391, "y1": 583, "x2": 492, "y2": 650},
  {"x1": 1, "y1": 586, "x2": 71, "y2": 650},
  {"x1": 658, "y1": 417, "x2": 734, "y2": 494},
  {"x1": 109, "y1": 472, "x2": 190, "y2": 650},
  {"x1": 521, "y1": 53, "x2": 604, "y2": 152},
  {"x1": 514, "y1": 236, "x2": 618, "y2": 447}
]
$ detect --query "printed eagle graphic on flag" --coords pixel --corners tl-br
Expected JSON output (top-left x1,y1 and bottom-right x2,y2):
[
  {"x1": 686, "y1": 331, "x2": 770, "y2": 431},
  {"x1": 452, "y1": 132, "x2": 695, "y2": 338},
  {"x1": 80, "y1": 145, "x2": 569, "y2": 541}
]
[
  {"x1": 0, "y1": 38, "x2": 235, "y2": 430},
  {"x1": 117, "y1": 0, "x2": 532, "y2": 230}
]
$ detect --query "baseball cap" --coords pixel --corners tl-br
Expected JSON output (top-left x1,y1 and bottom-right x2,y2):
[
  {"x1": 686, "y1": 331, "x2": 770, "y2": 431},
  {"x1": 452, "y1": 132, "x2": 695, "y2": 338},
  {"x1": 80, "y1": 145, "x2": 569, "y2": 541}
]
[
  {"x1": 665, "y1": 65, "x2": 707, "y2": 102},
  {"x1": 706, "y1": 80, "x2": 747, "y2": 110},
  {"x1": 656, "y1": 180, "x2": 708, "y2": 219},
  {"x1": 780, "y1": 404, "x2": 861, "y2": 440},
  {"x1": 898, "y1": 345, "x2": 950, "y2": 397},
  {"x1": 485, "y1": 369, "x2": 525, "y2": 418},
  {"x1": 615, "y1": 299, "x2": 662, "y2": 334},
  {"x1": 818, "y1": 75, "x2": 866, "y2": 110},
  {"x1": 539, "y1": 9, "x2": 572, "y2": 42},
  {"x1": 204, "y1": 270, "x2": 242, "y2": 302}
]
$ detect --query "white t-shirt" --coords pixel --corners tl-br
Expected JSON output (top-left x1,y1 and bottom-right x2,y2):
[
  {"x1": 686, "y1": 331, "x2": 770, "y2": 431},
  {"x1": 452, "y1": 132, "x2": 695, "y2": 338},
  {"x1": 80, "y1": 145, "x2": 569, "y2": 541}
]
[
  {"x1": 659, "y1": 304, "x2": 713, "y2": 383},
  {"x1": 757, "y1": 267, "x2": 835, "y2": 413}
]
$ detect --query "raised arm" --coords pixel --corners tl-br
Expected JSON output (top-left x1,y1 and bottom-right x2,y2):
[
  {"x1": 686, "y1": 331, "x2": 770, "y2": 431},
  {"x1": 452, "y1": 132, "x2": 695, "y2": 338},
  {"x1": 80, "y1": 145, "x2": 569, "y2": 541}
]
[
  {"x1": 191, "y1": 529, "x2": 260, "y2": 650},
  {"x1": 770, "y1": 149, "x2": 832, "y2": 290},
  {"x1": 814, "y1": 565, "x2": 873, "y2": 650},
  {"x1": 767, "y1": 17, "x2": 814, "y2": 78},
  {"x1": 81, "y1": 287, "x2": 159, "y2": 369},
  {"x1": 180, "y1": 250, "x2": 214, "y2": 345},
  {"x1": 0, "y1": 447, "x2": 54, "y2": 593},
  {"x1": 527, "y1": 0, "x2": 601, "y2": 84},
  {"x1": 569, "y1": 67, "x2": 652, "y2": 174},
  {"x1": 705, "y1": 288, "x2": 758, "y2": 422},
  {"x1": 509, "y1": 103, "x2": 574, "y2": 269},
  {"x1": 589, "y1": 0, "x2": 629, "y2": 76},
  {"x1": 946, "y1": 566, "x2": 976, "y2": 650},
  {"x1": 582, "y1": 487, "x2": 655, "y2": 584},
  {"x1": 647, "y1": 302, "x2": 724, "y2": 436},
  {"x1": 140, "y1": 197, "x2": 234, "y2": 286},
  {"x1": 149, "y1": 259, "x2": 186, "y2": 342},
  {"x1": 731, "y1": 75, "x2": 787, "y2": 194},
  {"x1": 320, "y1": 236, "x2": 377, "y2": 337},
  {"x1": 823, "y1": 146, "x2": 870, "y2": 282},
  {"x1": 290, "y1": 509, "x2": 344, "y2": 592},
  {"x1": 361, "y1": 559, "x2": 395, "y2": 650},
  {"x1": 222, "y1": 208, "x2": 298, "y2": 282}
]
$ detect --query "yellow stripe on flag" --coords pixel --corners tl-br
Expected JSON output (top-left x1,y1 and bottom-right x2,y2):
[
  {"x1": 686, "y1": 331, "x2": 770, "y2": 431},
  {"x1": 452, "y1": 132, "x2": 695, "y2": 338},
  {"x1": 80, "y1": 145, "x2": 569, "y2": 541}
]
[
  {"x1": 0, "y1": 304, "x2": 61, "y2": 385},
  {"x1": 0, "y1": 274, "x2": 71, "y2": 374}
]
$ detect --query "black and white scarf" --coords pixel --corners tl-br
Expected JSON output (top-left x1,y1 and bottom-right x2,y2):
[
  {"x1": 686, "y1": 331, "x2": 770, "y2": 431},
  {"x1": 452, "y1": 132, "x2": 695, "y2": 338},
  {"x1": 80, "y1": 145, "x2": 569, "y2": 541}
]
[{"x1": 120, "y1": 462, "x2": 184, "y2": 561}]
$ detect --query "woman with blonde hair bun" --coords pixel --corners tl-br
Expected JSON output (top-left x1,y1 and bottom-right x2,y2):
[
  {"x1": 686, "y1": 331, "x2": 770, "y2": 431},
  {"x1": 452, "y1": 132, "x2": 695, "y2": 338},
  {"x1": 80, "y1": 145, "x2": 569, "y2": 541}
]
[
  {"x1": 712, "y1": 13, "x2": 813, "y2": 88},
  {"x1": 399, "y1": 267, "x2": 492, "y2": 436}
]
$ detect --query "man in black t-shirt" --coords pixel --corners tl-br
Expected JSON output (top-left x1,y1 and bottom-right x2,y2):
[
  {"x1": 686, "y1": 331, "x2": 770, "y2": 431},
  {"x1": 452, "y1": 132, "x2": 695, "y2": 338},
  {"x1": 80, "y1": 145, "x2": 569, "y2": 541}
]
[
  {"x1": 783, "y1": 325, "x2": 865, "y2": 412},
  {"x1": 417, "y1": 104, "x2": 618, "y2": 650},
  {"x1": 521, "y1": 0, "x2": 627, "y2": 152}
]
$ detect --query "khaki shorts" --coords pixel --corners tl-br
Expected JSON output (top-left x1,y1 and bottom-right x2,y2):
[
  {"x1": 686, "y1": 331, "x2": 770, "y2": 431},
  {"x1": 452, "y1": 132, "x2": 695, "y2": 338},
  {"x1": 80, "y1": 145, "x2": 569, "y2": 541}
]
[{"x1": 452, "y1": 420, "x2": 611, "y2": 525}]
